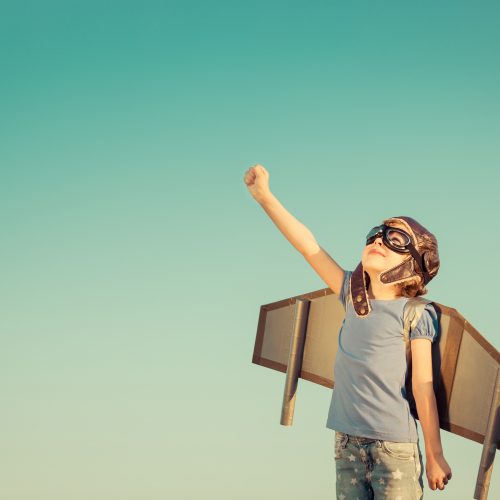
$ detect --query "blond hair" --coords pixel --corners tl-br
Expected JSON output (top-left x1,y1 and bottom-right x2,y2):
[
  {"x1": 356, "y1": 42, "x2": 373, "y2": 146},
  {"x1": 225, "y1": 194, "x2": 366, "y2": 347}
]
[{"x1": 398, "y1": 275, "x2": 428, "y2": 298}]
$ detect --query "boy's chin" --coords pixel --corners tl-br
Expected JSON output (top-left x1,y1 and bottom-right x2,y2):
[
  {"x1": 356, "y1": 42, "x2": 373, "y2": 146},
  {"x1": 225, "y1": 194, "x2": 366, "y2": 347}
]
[{"x1": 363, "y1": 264, "x2": 386, "y2": 274}]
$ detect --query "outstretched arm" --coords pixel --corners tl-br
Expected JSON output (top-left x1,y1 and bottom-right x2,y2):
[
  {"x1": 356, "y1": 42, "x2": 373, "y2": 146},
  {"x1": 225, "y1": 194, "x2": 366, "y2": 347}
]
[{"x1": 243, "y1": 164, "x2": 344, "y2": 294}]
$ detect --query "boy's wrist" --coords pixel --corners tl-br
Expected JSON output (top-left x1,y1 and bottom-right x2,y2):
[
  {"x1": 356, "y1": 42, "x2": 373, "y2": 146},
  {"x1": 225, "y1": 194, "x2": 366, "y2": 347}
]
[
  {"x1": 426, "y1": 449, "x2": 444, "y2": 462},
  {"x1": 256, "y1": 190, "x2": 274, "y2": 206}
]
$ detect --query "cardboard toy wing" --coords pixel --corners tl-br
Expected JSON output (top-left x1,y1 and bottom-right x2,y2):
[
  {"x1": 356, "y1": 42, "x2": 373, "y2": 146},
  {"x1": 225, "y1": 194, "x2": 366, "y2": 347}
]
[{"x1": 251, "y1": 286, "x2": 500, "y2": 448}]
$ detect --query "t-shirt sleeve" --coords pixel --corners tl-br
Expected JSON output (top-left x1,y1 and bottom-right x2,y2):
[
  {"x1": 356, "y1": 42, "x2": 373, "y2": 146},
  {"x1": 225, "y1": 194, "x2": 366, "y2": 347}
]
[
  {"x1": 338, "y1": 270, "x2": 352, "y2": 309},
  {"x1": 410, "y1": 302, "x2": 439, "y2": 343}
]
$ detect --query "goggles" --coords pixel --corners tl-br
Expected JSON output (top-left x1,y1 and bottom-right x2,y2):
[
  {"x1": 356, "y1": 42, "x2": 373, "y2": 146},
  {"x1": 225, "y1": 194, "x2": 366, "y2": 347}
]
[{"x1": 366, "y1": 224, "x2": 413, "y2": 254}]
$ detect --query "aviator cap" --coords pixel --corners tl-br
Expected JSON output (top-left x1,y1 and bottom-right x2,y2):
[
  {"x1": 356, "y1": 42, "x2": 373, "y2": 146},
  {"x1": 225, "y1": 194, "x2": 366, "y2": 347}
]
[{"x1": 350, "y1": 216, "x2": 440, "y2": 318}]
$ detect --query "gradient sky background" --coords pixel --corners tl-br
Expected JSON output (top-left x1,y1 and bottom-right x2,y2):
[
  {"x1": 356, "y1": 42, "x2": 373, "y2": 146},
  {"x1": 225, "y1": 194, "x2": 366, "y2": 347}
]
[{"x1": 1, "y1": 1, "x2": 499, "y2": 499}]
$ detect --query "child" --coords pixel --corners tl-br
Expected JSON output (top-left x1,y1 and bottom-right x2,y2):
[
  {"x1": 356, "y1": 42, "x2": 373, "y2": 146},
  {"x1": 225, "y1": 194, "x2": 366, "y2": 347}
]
[{"x1": 244, "y1": 164, "x2": 452, "y2": 499}]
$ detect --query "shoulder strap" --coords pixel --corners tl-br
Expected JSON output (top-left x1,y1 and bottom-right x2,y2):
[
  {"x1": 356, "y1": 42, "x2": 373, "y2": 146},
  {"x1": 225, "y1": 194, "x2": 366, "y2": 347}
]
[
  {"x1": 346, "y1": 280, "x2": 352, "y2": 308},
  {"x1": 403, "y1": 297, "x2": 432, "y2": 343}
]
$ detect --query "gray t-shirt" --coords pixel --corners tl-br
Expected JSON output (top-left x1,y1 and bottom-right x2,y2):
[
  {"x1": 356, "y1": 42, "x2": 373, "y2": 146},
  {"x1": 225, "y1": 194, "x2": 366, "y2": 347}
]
[{"x1": 326, "y1": 270, "x2": 439, "y2": 442}]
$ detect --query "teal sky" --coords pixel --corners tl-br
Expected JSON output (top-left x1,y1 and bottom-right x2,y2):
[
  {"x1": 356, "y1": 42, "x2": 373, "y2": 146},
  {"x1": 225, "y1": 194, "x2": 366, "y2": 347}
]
[{"x1": 1, "y1": 1, "x2": 499, "y2": 499}]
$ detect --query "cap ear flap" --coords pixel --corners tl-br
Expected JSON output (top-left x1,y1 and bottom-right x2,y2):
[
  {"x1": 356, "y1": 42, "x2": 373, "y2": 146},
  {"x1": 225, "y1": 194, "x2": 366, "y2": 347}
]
[{"x1": 351, "y1": 262, "x2": 372, "y2": 317}]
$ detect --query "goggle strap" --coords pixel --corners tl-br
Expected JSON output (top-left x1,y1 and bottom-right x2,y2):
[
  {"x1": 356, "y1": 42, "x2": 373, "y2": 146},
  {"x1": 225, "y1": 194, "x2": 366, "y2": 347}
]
[{"x1": 407, "y1": 243, "x2": 431, "y2": 285}]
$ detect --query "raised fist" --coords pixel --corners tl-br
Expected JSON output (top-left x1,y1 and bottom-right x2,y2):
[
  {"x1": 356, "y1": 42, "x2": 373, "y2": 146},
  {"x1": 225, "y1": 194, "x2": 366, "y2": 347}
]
[{"x1": 243, "y1": 164, "x2": 271, "y2": 203}]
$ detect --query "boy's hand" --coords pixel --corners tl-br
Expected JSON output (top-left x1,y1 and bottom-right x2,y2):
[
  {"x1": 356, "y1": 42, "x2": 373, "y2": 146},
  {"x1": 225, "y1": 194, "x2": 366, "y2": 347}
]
[
  {"x1": 243, "y1": 164, "x2": 272, "y2": 203},
  {"x1": 426, "y1": 453, "x2": 452, "y2": 491}
]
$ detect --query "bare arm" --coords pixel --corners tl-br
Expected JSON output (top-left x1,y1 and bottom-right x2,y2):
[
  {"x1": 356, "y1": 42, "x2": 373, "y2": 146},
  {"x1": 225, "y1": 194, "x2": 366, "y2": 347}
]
[
  {"x1": 243, "y1": 164, "x2": 345, "y2": 294},
  {"x1": 411, "y1": 338, "x2": 453, "y2": 491},
  {"x1": 258, "y1": 191, "x2": 318, "y2": 256}
]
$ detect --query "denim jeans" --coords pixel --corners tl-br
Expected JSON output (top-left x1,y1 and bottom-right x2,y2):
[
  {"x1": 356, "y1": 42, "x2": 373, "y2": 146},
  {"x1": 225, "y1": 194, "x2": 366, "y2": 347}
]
[{"x1": 334, "y1": 431, "x2": 424, "y2": 499}]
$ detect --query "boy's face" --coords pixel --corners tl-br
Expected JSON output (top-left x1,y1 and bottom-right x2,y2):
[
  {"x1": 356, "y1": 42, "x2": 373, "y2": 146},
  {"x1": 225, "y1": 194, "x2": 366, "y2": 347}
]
[{"x1": 361, "y1": 222, "x2": 411, "y2": 276}]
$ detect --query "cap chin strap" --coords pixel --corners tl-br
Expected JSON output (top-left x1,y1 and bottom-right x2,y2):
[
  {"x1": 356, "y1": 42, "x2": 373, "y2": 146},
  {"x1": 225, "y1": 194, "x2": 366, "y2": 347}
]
[{"x1": 379, "y1": 242, "x2": 431, "y2": 286}]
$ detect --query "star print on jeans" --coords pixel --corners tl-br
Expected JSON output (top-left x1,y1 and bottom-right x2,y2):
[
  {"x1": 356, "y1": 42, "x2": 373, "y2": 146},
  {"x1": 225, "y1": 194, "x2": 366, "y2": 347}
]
[
  {"x1": 392, "y1": 468, "x2": 403, "y2": 480},
  {"x1": 348, "y1": 453, "x2": 356, "y2": 462}
]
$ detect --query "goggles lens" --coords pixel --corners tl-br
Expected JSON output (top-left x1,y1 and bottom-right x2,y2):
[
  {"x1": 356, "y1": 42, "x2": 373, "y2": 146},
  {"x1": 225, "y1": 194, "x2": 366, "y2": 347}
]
[{"x1": 366, "y1": 225, "x2": 412, "y2": 252}]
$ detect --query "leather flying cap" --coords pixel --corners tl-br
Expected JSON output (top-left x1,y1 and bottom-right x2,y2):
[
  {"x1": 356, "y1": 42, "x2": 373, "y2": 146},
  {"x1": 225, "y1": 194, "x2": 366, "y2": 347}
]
[{"x1": 350, "y1": 216, "x2": 440, "y2": 318}]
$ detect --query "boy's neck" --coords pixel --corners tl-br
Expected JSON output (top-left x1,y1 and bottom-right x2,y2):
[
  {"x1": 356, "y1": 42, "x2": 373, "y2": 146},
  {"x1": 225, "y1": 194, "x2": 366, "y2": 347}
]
[{"x1": 367, "y1": 277, "x2": 402, "y2": 300}]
